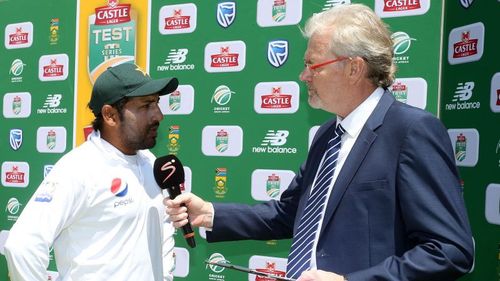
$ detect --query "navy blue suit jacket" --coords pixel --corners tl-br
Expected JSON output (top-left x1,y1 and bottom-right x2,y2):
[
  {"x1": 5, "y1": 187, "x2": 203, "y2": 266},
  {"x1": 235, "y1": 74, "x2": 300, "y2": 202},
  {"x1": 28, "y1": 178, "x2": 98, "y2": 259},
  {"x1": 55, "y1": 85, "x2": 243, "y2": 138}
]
[{"x1": 207, "y1": 91, "x2": 474, "y2": 280}]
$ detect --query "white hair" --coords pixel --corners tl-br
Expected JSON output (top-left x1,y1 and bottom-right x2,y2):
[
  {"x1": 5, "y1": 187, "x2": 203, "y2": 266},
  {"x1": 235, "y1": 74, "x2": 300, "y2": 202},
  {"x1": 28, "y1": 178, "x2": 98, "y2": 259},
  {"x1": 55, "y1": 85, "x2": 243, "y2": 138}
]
[{"x1": 303, "y1": 4, "x2": 396, "y2": 88}]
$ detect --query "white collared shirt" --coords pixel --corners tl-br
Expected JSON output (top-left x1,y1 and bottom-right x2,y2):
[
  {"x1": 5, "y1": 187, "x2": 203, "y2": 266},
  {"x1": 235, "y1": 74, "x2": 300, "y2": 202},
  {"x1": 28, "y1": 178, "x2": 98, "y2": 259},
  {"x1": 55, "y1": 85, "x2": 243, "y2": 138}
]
[{"x1": 310, "y1": 87, "x2": 384, "y2": 268}]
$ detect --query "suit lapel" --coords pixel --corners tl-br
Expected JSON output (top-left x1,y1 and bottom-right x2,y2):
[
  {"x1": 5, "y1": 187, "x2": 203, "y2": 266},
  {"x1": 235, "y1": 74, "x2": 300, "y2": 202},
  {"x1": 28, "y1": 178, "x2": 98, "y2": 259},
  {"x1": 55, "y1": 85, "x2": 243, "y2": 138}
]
[{"x1": 319, "y1": 91, "x2": 395, "y2": 235}]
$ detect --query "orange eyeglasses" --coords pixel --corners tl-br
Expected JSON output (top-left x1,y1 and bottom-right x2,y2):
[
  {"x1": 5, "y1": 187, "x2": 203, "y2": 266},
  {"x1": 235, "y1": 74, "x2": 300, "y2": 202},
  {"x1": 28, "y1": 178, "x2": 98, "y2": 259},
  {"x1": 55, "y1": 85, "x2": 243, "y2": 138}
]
[{"x1": 304, "y1": 56, "x2": 350, "y2": 71}]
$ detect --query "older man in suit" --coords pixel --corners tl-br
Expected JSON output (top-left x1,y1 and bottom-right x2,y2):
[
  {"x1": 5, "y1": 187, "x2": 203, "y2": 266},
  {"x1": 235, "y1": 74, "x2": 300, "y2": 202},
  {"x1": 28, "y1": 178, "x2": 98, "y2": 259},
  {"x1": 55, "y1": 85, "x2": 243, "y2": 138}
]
[{"x1": 165, "y1": 4, "x2": 474, "y2": 281}]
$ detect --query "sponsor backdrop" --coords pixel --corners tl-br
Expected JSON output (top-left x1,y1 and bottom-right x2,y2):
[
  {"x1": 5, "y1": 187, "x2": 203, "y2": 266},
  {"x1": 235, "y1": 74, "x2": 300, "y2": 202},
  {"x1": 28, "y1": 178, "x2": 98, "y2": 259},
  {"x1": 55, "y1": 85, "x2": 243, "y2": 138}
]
[
  {"x1": 441, "y1": 1, "x2": 500, "y2": 281},
  {"x1": 0, "y1": 0, "x2": 497, "y2": 280}
]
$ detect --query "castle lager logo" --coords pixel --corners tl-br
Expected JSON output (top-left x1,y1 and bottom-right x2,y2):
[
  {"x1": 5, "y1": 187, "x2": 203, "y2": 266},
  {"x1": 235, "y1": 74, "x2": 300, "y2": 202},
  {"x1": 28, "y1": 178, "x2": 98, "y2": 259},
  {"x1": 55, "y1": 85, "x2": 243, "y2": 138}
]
[
  {"x1": 43, "y1": 59, "x2": 64, "y2": 78},
  {"x1": 4, "y1": 22, "x2": 33, "y2": 49},
  {"x1": 215, "y1": 130, "x2": 229, "y2": 153},
  {"x1": 256, "y1": 262, "x2": 286, "y2": 280},
  {"x1": 491, "y1": 73, "x2": 500, "y2": 113},
  {"x1": 39, "y1": 54, "x2": 69, "y2": 81},
  {"x1": 266, "y1": 174, "x2": 281, "y2": 199},
  {"x1": 453, "y1": 31, "x2": 478, "y2": 58},
  {"x1": 217, "y1": 2, "x2": 236, "y2": 28},
  {"x1": 204, "y1": 41, "x2": 246, "y2": 72},
  {"x1": 5, "y1": 166, "x2": 26, "y2": 185},
  {"x1": 455, "y1": 133, "x2": 467, "y2": 162},
  {"x1": 169, "y1": 90, "x2": 181, "y2": 111},
  {"x1": 211, "y1": 46, "x2": 239, "y2": 68},
  {"x1": 165, "y1": 9, "x2": 190, "y2": 30},
  {"x1": 10, "y1": 27, "x2": 28, "y2": 45},
  {"x1": 168, "y1": 125, "x2": 180, "y2": 154},
  {"x1": 94, "y1": 0, "x2": 131, "y2": 25},
  {"x1": 383, "y1": 0, "x2": 421, "y2": 11},
  {"x1": 2, "y1": 162, "x2": 29, "y2": 188},
  {"x1": 255, "y1": 81, "x2": 299, "y2": 114},
  {"x1": 214, "y1": 168, "x2": 228, "y2": 198},
  {"x1": 448, "y1": 22, "x2": 484, "y2": 65},
  {"x1": 88, "y1": 1, "x2": 136, "y2": 83},
  {"x1": 391, "y1": 81, "x2": 408, "y2": 103},
  {"x1": 249, "y1": 255, "x2": 288, "y2": 280},
  {"x1": 272, "y1": 0, "x2": 286, "y2": 22},
  {"x1": 261, "y1": 87, "x2": 292, "y2": 109},
  {"x1": 375, "y1": 0, "x2": 429, "y2": 18},
  {"x1": 159, "y1": 4, "x2": 197, "y2": 35}
]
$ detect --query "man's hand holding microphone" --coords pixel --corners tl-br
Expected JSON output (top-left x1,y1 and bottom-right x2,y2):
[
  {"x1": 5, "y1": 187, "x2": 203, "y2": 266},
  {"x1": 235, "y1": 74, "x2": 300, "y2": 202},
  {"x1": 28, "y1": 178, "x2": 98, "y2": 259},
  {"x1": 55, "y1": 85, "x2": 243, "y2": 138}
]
[{"x1": 164, "y1": 192, "x2": 214, "y2": 230}]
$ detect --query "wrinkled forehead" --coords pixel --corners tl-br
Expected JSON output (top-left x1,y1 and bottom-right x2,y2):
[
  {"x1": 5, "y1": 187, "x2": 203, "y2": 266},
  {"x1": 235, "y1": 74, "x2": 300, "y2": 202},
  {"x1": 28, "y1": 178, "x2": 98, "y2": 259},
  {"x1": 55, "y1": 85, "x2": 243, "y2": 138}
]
[{"x1": 304, "y1": 32, "x2": 334, "y2": 60}]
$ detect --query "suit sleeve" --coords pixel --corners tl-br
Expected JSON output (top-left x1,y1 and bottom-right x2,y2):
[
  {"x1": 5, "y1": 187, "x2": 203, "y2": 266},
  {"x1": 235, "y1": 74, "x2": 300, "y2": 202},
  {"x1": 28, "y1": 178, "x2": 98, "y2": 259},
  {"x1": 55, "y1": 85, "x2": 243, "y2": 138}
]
[
  {"x1": 206, "y1": 161, "x2": 308, "y2": 242},
  {"x1": 3, "y1": 167, "x2": 89, "y2": 281},
  {"x1": 347, "y1": 114, "x2": 474, "y2": 281}
]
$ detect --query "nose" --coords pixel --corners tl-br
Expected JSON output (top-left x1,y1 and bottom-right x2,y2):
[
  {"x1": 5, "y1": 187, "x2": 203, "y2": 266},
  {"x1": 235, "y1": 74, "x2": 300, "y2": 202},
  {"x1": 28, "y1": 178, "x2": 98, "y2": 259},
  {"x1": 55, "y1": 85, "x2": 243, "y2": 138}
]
[
  {"x1": 300, "y1": 67, "x2": 312, "y2": 82},
  {"x1": 153, "y1": 103, "x2": 164, "y2": 122}
]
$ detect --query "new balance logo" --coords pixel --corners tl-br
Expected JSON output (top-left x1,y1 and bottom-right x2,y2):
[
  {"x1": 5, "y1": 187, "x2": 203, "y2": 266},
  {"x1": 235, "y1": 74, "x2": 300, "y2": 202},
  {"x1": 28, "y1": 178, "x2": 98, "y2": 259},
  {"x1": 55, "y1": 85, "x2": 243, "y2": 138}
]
[
  {"x1": 43, "y1": 94, "x2": 62, "y2": 108},
  {"x1": 37, "y1": 94, "x2": 67, "y2": 114},
  {"x1": 252, "y1": 130, "x2": 297, "y2": 154},
  {"x1": 166, "y1": 49, "x2": 188, "y2": 64},
  {"x1": 323, "y1": 0, "x2": 350, "y2": 11},
  {"x1": 453, "y1": 82, "x2": 474, "y2": 102},
  {"x1": 445, "y1": 81, "x2": 480, "y2": 111},
  {"x1": 261, "y1": 130, "x2": 289, "y2": 146}
]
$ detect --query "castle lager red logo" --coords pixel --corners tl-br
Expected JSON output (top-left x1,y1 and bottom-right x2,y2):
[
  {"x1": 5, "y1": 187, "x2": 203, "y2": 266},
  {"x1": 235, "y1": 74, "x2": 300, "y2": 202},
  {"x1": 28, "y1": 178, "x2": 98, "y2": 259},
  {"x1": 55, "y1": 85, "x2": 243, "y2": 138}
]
[
  {"x1": 5, "y1": 166, "x2": 25, "y2": 184},
  {"x1": 94, "y1": 0, "x2": 131, "y2": 25},
  {"x1": 261, "y1": 87, "x2": 292, "y2": 109},
  {"x1": 9, "y1": 27, "x2": 29, "y2": 45},
  {"x1": 165, "y1": 9, "x2": 191, "y2": 30},
  {"x1": 383, "y1": 0, "x2": 421, "y2": 11},
  {"x1": 392, "y1": 82, "x2": 407, "y2": 92},
  {"x1": 43, "y1": 59, "x2": 64, "y2": 78},
  {"x1": 453, "y1": 31, "x2": 478, "y2": 58},
  {"x1": 256, "y1": 262, "x2": 286, "y2": 280},
  {"x1": 211, "y1": 46, "x2": 239, "y2": 67}
]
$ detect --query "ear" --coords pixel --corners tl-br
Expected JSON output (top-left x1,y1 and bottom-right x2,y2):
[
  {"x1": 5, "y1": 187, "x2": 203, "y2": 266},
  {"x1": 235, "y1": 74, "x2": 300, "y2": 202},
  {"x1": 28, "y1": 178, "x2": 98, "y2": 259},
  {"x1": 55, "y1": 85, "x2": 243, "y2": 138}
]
[
  {"x1": 347, "y1": 57, "x2": 366, "y2": 84},
  {"x1": 101, "y1": 105, "x2": 119, "y2": 126}
]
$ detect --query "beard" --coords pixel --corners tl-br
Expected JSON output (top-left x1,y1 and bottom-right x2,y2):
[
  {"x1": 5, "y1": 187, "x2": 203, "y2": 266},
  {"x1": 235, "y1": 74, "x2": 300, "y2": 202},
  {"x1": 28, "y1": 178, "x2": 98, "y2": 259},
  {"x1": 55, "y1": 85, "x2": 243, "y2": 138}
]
[{"x1": 119, "y1": 121, "x2": 160, "y2": 151}]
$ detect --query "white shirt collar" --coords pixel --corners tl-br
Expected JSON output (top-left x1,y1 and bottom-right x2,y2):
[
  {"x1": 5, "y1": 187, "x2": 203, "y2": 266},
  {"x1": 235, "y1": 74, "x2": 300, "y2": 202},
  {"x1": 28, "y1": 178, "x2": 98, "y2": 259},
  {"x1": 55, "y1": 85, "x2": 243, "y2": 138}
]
[{"x1": 337, "y1": 87, "x2": 384, "y2": 139}]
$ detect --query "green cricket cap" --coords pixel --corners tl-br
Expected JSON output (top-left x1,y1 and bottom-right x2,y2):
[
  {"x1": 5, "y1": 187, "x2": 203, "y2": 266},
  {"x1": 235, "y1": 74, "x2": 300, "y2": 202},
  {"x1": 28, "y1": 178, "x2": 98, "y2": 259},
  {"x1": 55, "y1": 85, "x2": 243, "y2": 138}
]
[{"x1": 89, "y1": 63, "x2": 178, "y2": 115}]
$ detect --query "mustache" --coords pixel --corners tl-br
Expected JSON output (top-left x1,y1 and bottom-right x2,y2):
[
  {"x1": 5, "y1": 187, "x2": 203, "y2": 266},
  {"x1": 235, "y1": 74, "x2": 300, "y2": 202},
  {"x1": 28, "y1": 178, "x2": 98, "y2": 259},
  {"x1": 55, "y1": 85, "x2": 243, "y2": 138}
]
[{"x1": 149, "y1": 122, "x2": 160, "y2": 131}]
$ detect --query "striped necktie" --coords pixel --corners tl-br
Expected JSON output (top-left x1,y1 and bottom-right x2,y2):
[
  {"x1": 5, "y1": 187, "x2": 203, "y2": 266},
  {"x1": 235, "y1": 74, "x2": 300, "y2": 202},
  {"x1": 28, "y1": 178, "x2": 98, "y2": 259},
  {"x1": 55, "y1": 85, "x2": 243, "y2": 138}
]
[{"x1": 286, "y1": 124, "x2": 345, "y2": 279}]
